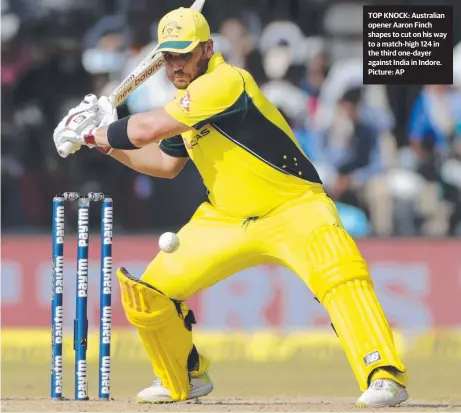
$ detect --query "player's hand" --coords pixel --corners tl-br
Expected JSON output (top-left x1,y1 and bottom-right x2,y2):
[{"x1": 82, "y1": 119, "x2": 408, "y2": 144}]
[
  {"x1": 98, "y1": 95, "x2": 118, "y2": 126},
  {"x1": 94, "y1": 95, "x2": 118, "y2": 156},
  {"x1": 54, "y1": 94, "x2": 101, "y2": 157}
]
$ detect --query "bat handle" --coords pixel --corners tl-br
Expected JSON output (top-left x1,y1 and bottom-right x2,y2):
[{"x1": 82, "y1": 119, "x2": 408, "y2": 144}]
[{"x1": 58, "y1": 141, "x2": 76, "y2": 158}]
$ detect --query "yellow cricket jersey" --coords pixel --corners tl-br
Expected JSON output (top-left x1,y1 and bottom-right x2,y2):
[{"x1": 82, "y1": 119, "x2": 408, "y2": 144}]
[{"x1": 160, "y1": 52, "x2": 323, "y2": 218}]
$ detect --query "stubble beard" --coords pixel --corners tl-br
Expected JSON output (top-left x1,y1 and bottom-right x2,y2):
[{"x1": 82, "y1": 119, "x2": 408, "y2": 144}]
[{"x1": 172, "y1": 54, "x2": 210, "y2": 90}]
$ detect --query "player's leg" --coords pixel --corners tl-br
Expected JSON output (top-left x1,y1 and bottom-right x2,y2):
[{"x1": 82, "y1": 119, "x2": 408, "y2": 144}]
[
  {"x1": 117, "y1": 268, "x2": 207, "y2": 403},
  {"x1": 117, "y1": 202, "x2": 263, "y2": 403},
  {"x1": 258, "y1": 189, "x2": 408, "y2": 407}
]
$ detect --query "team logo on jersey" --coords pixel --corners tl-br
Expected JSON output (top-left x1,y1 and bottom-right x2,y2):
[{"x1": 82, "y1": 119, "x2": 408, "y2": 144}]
[
  {"x1": 179, "y1": 91, "x2": 191, "y2": 112},
  {"x1": 162, "y1": 21, "x2": 182, "y2": 39}
]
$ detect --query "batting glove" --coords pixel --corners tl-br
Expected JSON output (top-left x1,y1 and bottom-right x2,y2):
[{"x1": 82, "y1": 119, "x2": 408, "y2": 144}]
[
  {"x1": 93, "y1": 95, "x2": 118, "y2": 156},
  {"x1": 54, "y1": 94, "x2": 101, "y2": 157}
]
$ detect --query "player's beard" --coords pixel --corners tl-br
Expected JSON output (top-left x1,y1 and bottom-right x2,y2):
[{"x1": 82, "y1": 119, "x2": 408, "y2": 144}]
[{"x1": 172, "y1": 53, "x2": 209, "y2": 89}]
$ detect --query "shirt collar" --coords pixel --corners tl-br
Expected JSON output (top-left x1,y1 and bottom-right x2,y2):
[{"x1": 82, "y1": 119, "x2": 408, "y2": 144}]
[{"x1": 205, "y1": 52, "x2": 225, "y2": 74}]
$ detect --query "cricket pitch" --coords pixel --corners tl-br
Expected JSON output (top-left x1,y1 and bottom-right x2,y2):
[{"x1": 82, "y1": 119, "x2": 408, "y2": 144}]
[{"x1": 2, "y1": 357, "x2": 460, "y2": 412}]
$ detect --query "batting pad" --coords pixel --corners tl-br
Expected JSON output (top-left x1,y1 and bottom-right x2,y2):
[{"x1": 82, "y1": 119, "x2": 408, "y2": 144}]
[
  {"x1": 306, "y1": 225, "x2": 407, "y2": 391},
  {"x1": 117, "y1": 267, "x2": 192, "y2": 401}
]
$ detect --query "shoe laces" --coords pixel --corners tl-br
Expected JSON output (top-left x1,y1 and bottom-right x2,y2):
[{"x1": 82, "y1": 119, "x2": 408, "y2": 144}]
[{"x1": 370, "y1": 379, "x2": 385, "y2": 390}]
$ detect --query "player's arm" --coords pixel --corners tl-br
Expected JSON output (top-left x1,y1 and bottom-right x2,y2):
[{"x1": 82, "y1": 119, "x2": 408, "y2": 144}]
[
  {"x1": 57, "y1": 62, "x2": 244, "y2": 152},
  {"x1": 91, "y1": 66, "x2": 246, "y2": 149},
  {"x1": 162, "y1": 68, "x2": 246, "y2": 130},
  {"x1": 91, "y1": 107, "x2": 190, "y2": 149},
  {"x1": 93, "y1": 64, "x2": 246, "y2": 150},
  {"x1": 108, "y1": 141, "x2": 189, "y2": 179}
]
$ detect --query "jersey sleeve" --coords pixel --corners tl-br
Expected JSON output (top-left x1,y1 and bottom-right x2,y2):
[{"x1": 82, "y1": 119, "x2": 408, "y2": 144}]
[
  {"x1": 159, "y1": 135, "x2": 189, "y2": 158},
  {"x1": 164, "y1": 67, "x2": 246, "y2": 130}
]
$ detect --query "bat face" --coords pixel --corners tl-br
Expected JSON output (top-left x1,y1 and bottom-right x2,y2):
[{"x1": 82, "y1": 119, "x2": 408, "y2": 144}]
[{"x1": 113, "y1": 57, "x2": 165, "y2": 106}]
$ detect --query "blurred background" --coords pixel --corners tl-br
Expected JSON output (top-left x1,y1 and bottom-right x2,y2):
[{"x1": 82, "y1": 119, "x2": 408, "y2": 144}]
[
  {"x1": 2, "y1": 0, "x2": 461, "y2": 237},
  {"x1": 2, "y1": 0, "x2": 461, "y2": 405}
]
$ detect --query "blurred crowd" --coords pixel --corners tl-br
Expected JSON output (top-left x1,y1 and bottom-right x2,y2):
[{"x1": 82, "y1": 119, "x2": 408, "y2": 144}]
[{"x1": 2, "y1": 0, "x2": 461, "y2": 236}]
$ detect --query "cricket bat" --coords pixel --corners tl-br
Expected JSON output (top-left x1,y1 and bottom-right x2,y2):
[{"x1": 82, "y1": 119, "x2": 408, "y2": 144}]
[
  {"x1": 58, "y1": 0, "x2": 205, "y2": 157},
  {"x1": 110, "y1": 0, "x2": 205, "y2": 107}
]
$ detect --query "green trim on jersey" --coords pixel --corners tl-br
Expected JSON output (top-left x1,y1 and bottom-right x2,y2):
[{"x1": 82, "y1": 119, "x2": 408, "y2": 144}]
[{"x1": 159, "y1": 135, "x2": 189, "y2": 158}]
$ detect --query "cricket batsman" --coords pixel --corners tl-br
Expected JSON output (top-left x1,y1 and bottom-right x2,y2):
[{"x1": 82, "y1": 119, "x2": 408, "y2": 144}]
[{"x1": 53, "y1": 7, "x2": 408, "y2": 407}]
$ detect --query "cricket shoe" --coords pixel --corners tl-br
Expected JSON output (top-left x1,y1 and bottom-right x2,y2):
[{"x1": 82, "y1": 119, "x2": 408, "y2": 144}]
[
  {"x1": 136, "y1": 372, "x2": 214, "y2": 403},
  {"x1": 356, "y1": 379, "x2": 408, "y2": 408}
]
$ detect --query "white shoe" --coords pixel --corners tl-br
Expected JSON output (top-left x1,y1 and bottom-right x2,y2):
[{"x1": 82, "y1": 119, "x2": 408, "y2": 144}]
[
  {"x1": 356, "y1": 379, "x2": 408, "y2": 408},
  {"x1": 136, "y1": 372, "x2": 214, "y2": 404}
]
